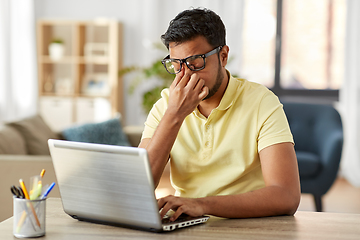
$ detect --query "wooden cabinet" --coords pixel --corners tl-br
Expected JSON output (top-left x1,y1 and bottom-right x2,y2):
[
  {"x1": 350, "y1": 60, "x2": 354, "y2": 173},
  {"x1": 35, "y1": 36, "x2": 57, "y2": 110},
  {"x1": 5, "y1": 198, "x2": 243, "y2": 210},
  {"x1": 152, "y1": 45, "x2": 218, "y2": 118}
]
[
  {"x1": 39, "y1": 97, "x2": 73, "y2": 132},
  {"x1": 36, "y1": 19, "x2": 123, "y2": 130}
]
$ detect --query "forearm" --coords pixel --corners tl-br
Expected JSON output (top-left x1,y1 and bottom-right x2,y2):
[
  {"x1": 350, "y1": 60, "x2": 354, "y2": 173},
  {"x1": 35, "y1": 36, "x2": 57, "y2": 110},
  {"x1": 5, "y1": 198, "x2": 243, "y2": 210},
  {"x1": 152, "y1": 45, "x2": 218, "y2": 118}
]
[
  {"x1": 199, "y1": 185, "x2": 300, "y2": 218},
  {"x1": 142, "y1": 111, "x2": 184, "y2": 187},
  {"x1": 141, "y1": 69, "x2": 208, "y2": 187}
]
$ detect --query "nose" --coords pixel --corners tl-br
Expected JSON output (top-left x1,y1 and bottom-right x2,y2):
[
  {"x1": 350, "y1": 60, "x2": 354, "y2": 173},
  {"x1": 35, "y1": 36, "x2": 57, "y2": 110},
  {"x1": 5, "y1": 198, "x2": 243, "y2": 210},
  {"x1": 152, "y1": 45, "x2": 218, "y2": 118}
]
[{"x1": 181, "y1": 62, "x2": 193, "y2": 75}]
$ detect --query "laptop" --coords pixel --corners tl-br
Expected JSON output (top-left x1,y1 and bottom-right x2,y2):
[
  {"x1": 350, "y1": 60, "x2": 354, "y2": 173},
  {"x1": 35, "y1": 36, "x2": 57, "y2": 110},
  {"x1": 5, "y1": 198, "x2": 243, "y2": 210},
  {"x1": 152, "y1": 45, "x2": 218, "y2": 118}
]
[{"x1": 48, "y1": 139, "x2": 209, "y2": 232}]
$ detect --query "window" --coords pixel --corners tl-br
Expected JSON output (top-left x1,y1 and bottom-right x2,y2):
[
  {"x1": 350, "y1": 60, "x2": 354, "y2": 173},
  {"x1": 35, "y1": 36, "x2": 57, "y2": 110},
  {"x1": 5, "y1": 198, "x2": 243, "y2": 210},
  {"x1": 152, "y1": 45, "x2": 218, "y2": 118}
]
[{"x1": 241, "y1": 0, "x2": 345, "y2": 100}]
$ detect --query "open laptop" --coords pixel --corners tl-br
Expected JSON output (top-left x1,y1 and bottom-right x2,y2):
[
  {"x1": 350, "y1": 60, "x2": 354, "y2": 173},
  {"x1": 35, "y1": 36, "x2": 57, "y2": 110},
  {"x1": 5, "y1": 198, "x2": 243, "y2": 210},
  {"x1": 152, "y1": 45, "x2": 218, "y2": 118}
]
[{"x1": 48, "y1": 139, "x2": 209, "y2": 232}]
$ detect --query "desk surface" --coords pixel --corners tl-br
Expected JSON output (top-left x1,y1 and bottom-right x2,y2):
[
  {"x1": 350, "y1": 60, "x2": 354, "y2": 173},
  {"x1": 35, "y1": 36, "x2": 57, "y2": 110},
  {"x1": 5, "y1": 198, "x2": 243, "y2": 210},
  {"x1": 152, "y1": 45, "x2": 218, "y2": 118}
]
[{"x1": 1, "y1": 198, "x2": 360, "y2": 240}]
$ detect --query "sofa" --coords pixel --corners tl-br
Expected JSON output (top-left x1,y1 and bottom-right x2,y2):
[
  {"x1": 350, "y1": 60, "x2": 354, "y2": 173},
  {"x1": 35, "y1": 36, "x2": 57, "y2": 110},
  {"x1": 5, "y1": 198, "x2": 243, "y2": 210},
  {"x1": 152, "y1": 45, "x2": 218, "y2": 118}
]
[{"x1": 0, "y1": 114, "x2": 143, "y2": 222}]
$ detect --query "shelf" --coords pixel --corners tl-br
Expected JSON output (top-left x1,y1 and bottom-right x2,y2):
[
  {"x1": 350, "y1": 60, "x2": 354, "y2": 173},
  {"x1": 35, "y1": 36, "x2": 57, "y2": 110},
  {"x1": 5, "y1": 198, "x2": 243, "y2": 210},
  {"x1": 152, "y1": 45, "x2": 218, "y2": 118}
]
[
  {"x1": 79, "y1": 57, "x2": 110, "y2": 65},
  {"x1": 76, "y1": 94, "x2": 111, "y2": 98},
  {"x1": 40, "y1": 93, "x2": 74, "y2": 97},
  {"x1": 39, "y1": 56, "x2": 78, "y2": 64},
  {"x1": 39, "y1": 56, "x2": 110, "y2": 65},
  {"x1": 37, "y1": 19, "x2": 124, "y2": 126}
]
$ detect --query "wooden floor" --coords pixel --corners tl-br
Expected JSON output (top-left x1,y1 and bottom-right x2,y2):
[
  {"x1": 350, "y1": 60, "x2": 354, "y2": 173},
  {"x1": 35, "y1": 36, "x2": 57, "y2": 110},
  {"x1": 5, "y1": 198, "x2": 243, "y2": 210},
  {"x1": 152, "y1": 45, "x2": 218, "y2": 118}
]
[
  {"x1": 299, "y1": 177, "x2": 360, "y2": 213},
  {"x1": 155, "y1": 174, "x2": 360, "y2": 214}
]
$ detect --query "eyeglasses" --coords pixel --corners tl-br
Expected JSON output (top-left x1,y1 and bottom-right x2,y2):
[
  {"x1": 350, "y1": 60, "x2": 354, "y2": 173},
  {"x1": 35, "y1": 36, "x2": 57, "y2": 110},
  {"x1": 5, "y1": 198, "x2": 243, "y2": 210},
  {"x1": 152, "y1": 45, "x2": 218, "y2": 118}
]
[{"x1": 161, "y1": 46, "x2": 223, "y2": 74}]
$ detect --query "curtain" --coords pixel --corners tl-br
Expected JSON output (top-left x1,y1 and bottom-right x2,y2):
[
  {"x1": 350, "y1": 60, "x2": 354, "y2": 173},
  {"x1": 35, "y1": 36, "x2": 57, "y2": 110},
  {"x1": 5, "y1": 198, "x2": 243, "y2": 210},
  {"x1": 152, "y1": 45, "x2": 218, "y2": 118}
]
[
  {"x1": 0, "y1": 0, "x2": 37, "y2": 122},
  {"x1": 339, "y1": 0, "x2": 360, "y2": 187}
]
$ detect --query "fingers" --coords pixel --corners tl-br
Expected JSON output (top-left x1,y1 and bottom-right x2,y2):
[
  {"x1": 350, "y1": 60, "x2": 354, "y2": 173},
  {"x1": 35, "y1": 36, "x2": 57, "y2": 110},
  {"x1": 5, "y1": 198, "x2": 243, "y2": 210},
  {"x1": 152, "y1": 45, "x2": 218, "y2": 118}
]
[
  {"x1": 199, "y1": 86, "x2": 209, "y2": 100},
  {"x1": 170, "y1": 68, "x2": 184, "y2": 90},
  {"x1": 172, "y1": 67, "x2": 187, "y2": 87},
  {"x1": 157, "y1": 195, "x2": 203, "y2": 222},
  {"x1": 194, "y1": 78, "x2": 209, "y2": 100},
  {"x1": 177, "y1": 72, "x2": 193, "y2": 89},
  {"x1": 176, "y1": 72, "x2": 206, "y2": 98},
  {"x1": 170, "y1": 206, "x2": 187, "y2": 222},
  {"x1": 158, "y1": 196, "x2": 183, "y2": 221},
  {"x1": 186, "y1": 73, "x2": 200, "y2": 89},
  {"x1": 158, "y1": 196, "x2": 173, "y2": 219},
  {"x1": 167, "y1": 69, "x2": 208, "y2": 118},
  {"x1": 172, "y1": 67, "x2": 200, "y2": 90}
]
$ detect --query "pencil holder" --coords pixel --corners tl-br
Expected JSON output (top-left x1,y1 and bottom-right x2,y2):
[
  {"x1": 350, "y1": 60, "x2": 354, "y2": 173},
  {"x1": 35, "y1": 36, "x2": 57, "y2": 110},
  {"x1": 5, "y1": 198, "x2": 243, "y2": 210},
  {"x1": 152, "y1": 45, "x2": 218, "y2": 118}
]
[{"x1": 13, "y1": 197, "x2": 46, "y2": 238}]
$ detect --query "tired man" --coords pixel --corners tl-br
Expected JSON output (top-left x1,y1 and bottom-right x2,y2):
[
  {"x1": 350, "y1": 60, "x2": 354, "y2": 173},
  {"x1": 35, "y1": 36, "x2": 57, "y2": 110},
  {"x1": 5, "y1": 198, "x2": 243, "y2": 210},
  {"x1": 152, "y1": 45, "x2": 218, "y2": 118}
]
[{"x1": 139, "y1": 8, "x2": 300, "y2": 221}]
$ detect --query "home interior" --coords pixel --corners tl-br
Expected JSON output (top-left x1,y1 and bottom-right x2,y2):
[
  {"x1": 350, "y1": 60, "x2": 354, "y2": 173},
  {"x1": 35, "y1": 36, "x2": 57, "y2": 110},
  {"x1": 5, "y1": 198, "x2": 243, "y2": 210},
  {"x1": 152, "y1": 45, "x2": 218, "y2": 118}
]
[{"x1": 1, "y1": 0, "x2": 360, "y2": 223}]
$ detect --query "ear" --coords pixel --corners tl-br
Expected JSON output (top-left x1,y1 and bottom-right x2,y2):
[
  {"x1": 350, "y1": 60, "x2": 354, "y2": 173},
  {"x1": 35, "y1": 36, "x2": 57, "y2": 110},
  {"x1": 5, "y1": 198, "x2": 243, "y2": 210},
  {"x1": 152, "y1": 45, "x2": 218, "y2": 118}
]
[{"x1": 219, "y1": 45, "x2": 229, "y2": 67}]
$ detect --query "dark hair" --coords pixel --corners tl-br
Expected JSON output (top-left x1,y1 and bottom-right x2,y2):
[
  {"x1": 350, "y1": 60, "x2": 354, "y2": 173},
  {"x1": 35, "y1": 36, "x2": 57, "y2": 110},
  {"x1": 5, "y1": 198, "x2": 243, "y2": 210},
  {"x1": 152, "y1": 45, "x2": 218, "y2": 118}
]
[{"x1": 161, "y1": 8, "x2": 226, "y2": 49}]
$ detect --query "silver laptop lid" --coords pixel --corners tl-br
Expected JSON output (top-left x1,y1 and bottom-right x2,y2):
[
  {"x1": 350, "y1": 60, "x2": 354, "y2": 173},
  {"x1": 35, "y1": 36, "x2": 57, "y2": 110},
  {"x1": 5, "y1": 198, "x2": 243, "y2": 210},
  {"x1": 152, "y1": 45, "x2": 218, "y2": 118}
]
[{"x1": 48, "y1": 139, "x2": 163, "y2": 230}]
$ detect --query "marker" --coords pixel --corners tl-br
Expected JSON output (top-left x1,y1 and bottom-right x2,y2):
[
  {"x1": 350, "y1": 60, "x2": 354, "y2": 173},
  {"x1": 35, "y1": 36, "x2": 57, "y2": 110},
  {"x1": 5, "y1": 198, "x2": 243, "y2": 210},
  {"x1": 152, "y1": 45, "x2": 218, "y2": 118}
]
[
  {"x1": 19, "y1": 179, "x2": 41, "y2": 227},
  {"x1": 30, "y1": 176, "x2": 42, "y2": 200},
  {"x1": 30, "y1": 169, "x2": 46, "y2": 199}
]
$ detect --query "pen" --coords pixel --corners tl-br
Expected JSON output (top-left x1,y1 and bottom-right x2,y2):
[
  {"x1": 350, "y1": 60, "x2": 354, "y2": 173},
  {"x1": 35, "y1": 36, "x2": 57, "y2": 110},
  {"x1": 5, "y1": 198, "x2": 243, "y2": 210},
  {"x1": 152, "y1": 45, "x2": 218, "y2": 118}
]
[
  {"x1": 19, "y1": 179, "x2": 41, "y2": 228},
  {"x1": 40, "y1": 182, "x2": 56, "y2": 199}
]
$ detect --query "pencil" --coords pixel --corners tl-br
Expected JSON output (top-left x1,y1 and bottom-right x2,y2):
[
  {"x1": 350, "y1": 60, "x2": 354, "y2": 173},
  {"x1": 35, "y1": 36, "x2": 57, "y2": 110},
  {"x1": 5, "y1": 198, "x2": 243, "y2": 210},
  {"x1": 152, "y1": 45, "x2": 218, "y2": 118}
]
[
  {"x1": 16, "y1": 211, "x2": 27, "y2": 233},
  {"x1": 19, "y1": 179, "x2": 41, "y2": 227},
  {"x1": 40, "y1": 169, "x2": 45, "y2": 178}
]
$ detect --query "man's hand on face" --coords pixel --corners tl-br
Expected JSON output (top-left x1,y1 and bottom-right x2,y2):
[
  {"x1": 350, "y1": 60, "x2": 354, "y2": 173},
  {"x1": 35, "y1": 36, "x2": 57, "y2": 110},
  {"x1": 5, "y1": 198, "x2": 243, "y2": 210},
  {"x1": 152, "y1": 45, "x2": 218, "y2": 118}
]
[
  {"x1": 158, "y1": 195, "x2": 206, "y2": 221},
  {"x1": 167, "y1": 68, "x2": 209, "y2": 119}
]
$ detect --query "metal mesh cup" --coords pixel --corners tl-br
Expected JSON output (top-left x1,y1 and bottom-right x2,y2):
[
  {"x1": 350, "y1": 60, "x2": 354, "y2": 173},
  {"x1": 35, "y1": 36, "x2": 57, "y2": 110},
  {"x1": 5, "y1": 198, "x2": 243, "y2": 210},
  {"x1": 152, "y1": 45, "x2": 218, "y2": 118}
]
[{"x1": 13, "y1": 197, "x2": 46, "y2": 238}]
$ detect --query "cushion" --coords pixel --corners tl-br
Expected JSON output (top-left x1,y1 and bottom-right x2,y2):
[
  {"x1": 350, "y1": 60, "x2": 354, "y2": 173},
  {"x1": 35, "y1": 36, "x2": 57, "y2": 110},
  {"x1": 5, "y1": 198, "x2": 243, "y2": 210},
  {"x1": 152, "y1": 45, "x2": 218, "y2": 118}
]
[
  {"x1": 0, "y1": 125, "x2": 27, "y2": 154},
  {"x1": 296, "y1": 151, "x2": 322, "y2": 178},
  {"x1": 8, "y1": 115, "x2": 59, "y2": 155},
  {"x1": 61, "y1": 117, "x2": 130, "y2": 146}
]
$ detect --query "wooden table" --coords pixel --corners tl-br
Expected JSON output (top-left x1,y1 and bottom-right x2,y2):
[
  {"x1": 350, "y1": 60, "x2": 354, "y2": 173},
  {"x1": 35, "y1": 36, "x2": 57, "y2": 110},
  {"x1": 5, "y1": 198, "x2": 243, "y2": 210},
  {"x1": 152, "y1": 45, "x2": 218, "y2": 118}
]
[{"x1": 1, "y1": 198, "x2": 360, "y2": 239}]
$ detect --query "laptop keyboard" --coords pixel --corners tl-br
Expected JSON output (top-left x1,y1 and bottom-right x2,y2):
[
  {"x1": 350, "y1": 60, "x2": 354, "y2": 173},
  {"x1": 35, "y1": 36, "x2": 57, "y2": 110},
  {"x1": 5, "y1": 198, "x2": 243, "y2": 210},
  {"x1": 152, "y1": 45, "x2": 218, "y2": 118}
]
[{"x1": 162, "y1": 214, "x2": 192, "y2": 224}]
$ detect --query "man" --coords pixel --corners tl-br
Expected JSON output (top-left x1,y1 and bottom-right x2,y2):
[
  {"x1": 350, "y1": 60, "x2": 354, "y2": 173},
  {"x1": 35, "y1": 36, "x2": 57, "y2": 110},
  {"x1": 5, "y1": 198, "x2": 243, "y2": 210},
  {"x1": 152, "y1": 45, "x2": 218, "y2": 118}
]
[{"x1": 139, "y1": 8, "x2": 300, "y2": 221}]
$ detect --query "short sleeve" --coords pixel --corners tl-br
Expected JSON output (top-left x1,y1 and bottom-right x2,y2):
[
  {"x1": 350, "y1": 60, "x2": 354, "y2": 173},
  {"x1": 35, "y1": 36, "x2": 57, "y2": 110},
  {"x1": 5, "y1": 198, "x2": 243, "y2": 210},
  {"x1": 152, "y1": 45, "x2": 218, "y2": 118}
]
[
  {"x1": 141, "y1": 89, "x2": 169, "y2": 140},
  {"x1": 257, "y1": 91, "x2": 294, "y2": 152}
]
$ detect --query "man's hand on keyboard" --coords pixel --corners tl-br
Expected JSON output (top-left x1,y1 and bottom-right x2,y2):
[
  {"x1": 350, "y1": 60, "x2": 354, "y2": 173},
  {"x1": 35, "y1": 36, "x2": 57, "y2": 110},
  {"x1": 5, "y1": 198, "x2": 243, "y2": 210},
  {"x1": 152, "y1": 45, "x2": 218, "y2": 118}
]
[{"x1": 158, "y1": 195, "x2": 205, "y2": 221}]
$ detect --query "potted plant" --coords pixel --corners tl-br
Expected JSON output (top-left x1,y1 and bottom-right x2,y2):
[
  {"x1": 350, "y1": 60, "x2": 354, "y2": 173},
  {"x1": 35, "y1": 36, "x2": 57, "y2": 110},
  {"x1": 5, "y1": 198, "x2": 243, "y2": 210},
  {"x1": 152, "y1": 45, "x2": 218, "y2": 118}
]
[{"x1": 48, "y1": 38, "x2": 65, "y2": 61}]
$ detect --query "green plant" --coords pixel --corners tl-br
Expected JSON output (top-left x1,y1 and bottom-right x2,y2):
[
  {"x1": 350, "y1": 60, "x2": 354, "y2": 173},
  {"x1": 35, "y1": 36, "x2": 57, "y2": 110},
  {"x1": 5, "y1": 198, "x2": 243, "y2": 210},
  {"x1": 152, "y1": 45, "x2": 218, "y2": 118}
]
[
  {"x1": 51, "y1": 38, "x2": 64, "y2": 44},
  {"x1": 119, "y1": 43, "x2": 173, "y2": 113}
]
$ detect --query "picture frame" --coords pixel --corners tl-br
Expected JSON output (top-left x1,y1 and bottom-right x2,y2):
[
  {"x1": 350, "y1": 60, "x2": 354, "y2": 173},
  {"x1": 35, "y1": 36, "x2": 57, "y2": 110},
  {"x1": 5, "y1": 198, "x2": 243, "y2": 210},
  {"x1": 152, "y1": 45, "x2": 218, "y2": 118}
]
[{"x1": 82, "y1": 73, "x2": 110, "y2": 96}]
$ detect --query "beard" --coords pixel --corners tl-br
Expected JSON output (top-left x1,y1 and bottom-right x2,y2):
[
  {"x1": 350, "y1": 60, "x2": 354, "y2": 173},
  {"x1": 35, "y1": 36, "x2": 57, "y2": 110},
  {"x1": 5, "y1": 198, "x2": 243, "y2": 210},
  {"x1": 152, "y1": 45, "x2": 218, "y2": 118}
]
[{"x1": 203, "y1": 63, "x2": 224, "y2": 101}]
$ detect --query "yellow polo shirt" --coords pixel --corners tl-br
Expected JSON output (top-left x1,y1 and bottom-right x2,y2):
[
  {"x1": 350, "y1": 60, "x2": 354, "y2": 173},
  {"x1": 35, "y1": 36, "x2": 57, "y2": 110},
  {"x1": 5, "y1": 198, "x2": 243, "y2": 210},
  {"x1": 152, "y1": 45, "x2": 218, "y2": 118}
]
[{"x1": 142, "y1": 73, "x2": 294, "y2": 198}]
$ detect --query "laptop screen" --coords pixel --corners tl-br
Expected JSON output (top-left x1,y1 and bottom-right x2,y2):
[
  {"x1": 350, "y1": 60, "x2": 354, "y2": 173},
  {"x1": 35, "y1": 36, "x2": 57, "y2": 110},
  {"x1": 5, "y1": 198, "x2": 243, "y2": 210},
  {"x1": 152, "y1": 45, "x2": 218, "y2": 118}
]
[{"x1": 48, "y1": 139, "x2": 162, "y2": 230}]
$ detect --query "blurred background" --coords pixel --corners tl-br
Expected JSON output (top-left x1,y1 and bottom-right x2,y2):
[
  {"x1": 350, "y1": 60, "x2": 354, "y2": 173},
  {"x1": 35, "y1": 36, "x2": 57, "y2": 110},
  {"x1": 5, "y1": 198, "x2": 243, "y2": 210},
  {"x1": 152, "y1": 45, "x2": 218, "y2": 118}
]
[
  {"x1": 0, "y1": 0, "x2": 348, "y2": 125},
  {"x1": 1, "y1": 0, "x2": 360, "y2": 214}
]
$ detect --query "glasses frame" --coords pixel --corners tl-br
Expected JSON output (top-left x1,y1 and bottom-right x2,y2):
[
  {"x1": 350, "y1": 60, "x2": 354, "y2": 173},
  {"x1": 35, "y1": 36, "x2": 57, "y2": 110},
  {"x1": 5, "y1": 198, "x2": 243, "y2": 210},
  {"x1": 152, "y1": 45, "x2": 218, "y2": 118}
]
[{"x1": 161, "y1": 46, "x2": 223, "y2": 74}]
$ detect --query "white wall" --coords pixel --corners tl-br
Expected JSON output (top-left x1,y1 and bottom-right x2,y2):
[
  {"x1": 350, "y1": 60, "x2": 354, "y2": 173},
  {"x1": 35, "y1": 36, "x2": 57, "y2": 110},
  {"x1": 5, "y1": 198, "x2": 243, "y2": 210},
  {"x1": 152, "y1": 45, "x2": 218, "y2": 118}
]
[{"x1": 34, "y1": 0, "x2": 244, "y2": 126}]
